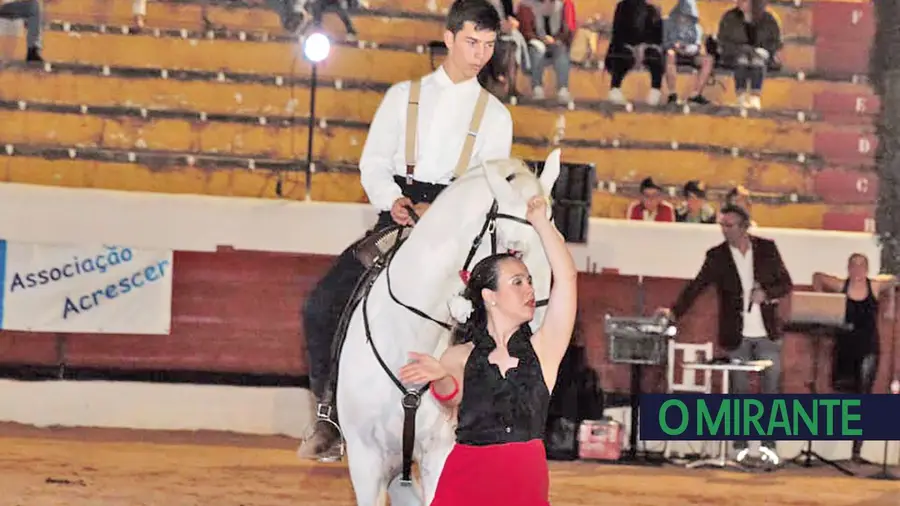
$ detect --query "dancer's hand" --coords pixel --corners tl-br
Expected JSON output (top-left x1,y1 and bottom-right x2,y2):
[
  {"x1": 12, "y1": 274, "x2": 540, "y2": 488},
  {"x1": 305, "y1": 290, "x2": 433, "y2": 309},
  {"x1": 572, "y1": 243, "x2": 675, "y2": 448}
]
[
  {"x1": 525, "y1": 195, "x2": 550, "y2": 225},
  {"x1": 399, "y1": 352, "x2": 448, "y2": 384}
]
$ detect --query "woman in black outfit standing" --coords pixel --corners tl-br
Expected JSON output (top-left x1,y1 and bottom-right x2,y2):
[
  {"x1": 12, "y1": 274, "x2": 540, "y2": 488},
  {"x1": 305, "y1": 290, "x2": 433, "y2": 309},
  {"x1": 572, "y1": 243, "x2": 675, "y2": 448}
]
[
  {"x1": 399, "y1": 195, "x2": 577, "y2": 505},
  {"x1": 813, "y1": 253, "x2": 896, "y2": 462}
]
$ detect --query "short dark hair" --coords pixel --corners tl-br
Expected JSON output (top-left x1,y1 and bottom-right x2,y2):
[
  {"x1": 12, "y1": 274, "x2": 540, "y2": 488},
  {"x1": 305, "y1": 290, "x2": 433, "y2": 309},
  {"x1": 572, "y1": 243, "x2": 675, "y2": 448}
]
[
  {"x1": 445, "y1": 0, "x2": 502, "y2": 34},
  {"x1": 719, "y1": 204, "x2": 751, "y2": 226}
]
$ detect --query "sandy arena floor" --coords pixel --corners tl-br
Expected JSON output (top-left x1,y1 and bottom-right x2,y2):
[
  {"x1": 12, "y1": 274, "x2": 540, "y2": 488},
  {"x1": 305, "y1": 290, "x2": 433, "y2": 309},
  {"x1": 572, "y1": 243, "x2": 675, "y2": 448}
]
[{"x1": 0, "y1": 423, "x2": 896, "y2": 506}]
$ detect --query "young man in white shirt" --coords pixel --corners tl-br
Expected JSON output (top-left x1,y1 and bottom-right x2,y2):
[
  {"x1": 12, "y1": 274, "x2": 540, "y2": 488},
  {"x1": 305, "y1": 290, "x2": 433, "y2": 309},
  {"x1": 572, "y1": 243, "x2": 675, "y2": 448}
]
[
  {"x1": 298, "y1": 0, "x2": 513, "y2": 460},
  {"x1": 658, "y1": 205, "x2": 793, "y2": 466}
]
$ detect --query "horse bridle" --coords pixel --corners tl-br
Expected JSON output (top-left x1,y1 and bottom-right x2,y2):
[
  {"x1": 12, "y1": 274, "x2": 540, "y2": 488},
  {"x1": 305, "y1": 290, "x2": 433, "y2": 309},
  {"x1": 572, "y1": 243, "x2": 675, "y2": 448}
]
[{"x1": 360, "y1": 173, "x2": 551, "y2": 486}]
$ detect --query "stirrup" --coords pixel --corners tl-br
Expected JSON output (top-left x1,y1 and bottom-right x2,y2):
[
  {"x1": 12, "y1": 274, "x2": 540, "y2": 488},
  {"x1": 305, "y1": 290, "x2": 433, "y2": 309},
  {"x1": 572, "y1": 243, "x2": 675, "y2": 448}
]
[{"x1": 312, "y1": 401, "x2": 346, "y2": 463}]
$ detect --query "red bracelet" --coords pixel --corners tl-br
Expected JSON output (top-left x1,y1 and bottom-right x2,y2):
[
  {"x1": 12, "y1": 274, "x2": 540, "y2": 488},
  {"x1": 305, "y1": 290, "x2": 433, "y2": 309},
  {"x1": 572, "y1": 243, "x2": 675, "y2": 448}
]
[{"x1": 430, "y1": 375, "x2": 459, "y2": 402}]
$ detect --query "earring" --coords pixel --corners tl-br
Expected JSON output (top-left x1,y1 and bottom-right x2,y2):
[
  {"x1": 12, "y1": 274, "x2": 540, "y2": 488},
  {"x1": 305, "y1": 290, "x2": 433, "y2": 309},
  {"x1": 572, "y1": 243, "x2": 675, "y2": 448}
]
[{"x1": 491, "y1": 301, "x2": 497, "y2": 307}]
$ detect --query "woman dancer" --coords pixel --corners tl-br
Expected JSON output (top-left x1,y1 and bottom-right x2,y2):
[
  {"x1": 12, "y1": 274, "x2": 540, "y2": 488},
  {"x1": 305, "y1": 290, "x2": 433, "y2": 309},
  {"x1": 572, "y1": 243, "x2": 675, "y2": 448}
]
[
  {"x1": 813, "y1": 253, "x2": 896, "y2": 462},
  {"x1": 399, "y1": 195, "x2": 577, "y2": 505}
]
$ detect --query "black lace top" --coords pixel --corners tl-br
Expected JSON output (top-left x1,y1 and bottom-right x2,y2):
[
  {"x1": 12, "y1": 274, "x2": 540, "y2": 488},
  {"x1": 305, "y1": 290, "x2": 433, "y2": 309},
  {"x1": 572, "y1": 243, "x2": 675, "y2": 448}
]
[{"x1": 455, "y1": 324, "x2": 551, "y2": 446}]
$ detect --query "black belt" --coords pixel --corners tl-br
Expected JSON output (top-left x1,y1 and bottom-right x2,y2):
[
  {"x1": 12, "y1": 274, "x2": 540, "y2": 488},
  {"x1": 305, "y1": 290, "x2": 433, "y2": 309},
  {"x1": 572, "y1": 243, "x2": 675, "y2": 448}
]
[{"x1": 393, "y1": 175, "x2": 447, "y2": 204}]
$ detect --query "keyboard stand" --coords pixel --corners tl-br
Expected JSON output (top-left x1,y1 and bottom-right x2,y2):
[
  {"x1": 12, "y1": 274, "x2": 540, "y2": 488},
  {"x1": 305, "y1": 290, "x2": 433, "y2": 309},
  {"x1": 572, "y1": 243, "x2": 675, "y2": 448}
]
[{"x1": 681, "y1": 360, "x2": 773, "y2": 471}]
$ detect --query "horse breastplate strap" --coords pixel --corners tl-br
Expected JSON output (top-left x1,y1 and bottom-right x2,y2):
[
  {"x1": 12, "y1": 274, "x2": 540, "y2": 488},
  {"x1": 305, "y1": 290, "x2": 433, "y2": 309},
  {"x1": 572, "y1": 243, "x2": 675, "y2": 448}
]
[{"x1": 404, "y1": 78, "x2": 491, "y2": 185}]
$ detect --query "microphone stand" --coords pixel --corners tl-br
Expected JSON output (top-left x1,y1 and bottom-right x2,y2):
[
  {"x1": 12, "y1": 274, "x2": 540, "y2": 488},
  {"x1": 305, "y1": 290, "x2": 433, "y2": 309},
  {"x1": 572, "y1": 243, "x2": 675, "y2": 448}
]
[
  {"x1": 785, "y1": 323, "x2": 854, "y2": 476},
  {"x1": 869, "y1": 288, "x2": 899, "y2": 481}
]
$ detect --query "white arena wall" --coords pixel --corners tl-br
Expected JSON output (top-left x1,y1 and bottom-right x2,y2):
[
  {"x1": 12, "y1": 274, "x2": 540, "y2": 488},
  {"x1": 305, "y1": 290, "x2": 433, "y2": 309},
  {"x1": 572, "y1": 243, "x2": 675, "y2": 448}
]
[{"x1": 0, "y1": 183, "x2": 895, "y2": 465}]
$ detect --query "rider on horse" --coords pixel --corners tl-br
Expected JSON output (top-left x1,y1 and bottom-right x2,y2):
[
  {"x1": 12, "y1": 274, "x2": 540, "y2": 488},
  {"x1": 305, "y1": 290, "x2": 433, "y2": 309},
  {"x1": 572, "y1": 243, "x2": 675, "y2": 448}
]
[{"x1": 297, "y1": 0, "x2": 513, "y2": 460}]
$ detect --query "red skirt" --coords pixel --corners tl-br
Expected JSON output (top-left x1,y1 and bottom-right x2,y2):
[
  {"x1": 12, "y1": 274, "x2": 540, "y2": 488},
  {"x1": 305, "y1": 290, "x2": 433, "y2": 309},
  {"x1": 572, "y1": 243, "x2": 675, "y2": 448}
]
[{"x1": 430, "y1": 439, "x2": 550, "y2": 506}]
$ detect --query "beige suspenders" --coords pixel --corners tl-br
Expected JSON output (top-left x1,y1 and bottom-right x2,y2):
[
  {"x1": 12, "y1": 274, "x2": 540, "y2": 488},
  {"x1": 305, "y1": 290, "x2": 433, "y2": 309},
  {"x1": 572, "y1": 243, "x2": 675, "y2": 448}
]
[
  {"x1": 404, "y1": 78, "x2": 491, "y2": 185},
  {"x1": 405, "y1": 79, "x2": 422, "y2": 186}
]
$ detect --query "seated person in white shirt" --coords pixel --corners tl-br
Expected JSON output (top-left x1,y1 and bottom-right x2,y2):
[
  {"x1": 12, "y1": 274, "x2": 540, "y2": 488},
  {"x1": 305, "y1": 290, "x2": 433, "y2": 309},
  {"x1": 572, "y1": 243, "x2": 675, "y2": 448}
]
[{"x1": 297, "y1": 0, "x2": 514, "y2": 460}]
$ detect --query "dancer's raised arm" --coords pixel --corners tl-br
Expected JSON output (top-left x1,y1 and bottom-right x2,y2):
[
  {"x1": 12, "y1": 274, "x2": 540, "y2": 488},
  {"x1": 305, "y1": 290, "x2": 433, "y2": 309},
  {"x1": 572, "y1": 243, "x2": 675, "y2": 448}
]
[{"x1": 527, "y1": 196, "x2": 578, "y2": 380}]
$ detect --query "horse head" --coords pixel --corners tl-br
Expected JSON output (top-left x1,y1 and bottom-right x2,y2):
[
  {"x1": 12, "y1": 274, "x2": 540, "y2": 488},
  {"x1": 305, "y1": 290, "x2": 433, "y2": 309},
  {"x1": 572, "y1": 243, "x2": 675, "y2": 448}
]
[{"x1": 482, "y1": 148, "x2": 561, "y2": 256}]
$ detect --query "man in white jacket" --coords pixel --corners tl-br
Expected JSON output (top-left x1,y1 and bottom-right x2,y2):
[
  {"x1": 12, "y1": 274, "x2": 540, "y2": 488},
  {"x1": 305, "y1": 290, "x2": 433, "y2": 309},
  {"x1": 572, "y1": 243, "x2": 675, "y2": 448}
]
[{"x1": 297, "y1": 0, "x2": 514, "y2": 460}]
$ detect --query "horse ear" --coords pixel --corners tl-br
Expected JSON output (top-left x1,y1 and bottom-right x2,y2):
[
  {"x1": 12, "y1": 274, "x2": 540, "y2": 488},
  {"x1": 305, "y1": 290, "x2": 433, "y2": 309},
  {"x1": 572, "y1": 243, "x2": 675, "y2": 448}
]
[
  {"x1": 484, "y1": 161, "x2": 519, "y2": 205},
  {"x1": 539, "y1": 148, "x2": 561, "y2": 196}
]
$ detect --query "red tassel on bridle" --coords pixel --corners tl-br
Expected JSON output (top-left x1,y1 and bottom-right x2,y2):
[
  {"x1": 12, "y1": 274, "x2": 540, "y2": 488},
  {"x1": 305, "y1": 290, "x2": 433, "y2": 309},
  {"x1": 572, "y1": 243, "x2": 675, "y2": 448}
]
[{"x1": 458, "y1": 269, "x2": 470, "y2": 284}]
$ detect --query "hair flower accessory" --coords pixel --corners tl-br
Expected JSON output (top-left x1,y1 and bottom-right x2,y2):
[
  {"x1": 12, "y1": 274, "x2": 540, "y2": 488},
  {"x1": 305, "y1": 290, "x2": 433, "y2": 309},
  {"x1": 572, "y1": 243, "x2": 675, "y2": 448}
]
[{"x1": 448, "y1": 294, "x2": 474, "y2": 323}]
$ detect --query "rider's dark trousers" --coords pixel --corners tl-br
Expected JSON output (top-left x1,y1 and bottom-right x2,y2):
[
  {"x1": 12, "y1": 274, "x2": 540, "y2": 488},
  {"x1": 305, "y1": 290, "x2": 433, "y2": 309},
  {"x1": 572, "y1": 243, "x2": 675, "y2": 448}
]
[{"x1": 302, "y1": 176, "x2": 448, "y2": 404}]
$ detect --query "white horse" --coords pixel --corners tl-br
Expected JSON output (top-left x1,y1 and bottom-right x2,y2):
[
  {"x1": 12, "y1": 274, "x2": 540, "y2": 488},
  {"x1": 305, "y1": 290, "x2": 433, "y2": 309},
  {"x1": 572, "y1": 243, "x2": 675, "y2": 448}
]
[{"x1": 335, "y1": 149, "x2": 562, "y2": 506}]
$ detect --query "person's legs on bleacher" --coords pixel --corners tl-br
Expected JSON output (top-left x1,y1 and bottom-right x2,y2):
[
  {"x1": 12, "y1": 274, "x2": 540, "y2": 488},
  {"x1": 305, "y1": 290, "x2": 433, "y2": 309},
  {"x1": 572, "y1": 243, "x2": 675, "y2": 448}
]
[
  {"x1": 0, "y1": 0, "x2": 42, "y2": 62},
  {"x1": 550, "y1": 43, "x2": 571, "y2": 103},
  {"x1": 643, "y1": 45, "x2": 664, "y2": 106},
  {"x1": 605, "y1": 49, "x2": 635, "y2": 105}
]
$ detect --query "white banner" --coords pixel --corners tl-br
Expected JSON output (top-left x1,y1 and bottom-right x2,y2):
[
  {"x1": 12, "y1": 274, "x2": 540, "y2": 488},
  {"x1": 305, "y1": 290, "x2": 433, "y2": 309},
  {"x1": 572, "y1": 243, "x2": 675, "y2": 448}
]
[{"x1": 0, "y1": 240, "x2": 173, "y2": 334}]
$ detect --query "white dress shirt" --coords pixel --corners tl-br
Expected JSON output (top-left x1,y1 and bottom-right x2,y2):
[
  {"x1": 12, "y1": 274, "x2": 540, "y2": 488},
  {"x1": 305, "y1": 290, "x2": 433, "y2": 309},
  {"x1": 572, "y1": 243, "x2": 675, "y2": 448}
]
[
  {"x1": 358, "y1": 66, "x2": 514, "y2": 211},
  {"x1": 729, "y1": 243, "x2": 768, "y2": 338}
]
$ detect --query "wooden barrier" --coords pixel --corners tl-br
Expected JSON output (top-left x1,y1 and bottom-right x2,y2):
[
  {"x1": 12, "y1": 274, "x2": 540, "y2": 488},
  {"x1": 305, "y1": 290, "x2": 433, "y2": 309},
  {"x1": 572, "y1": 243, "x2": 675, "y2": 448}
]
[
  {"x1": 0, "y1": 103, "x2": 874, "y2": 229},
  {"x1": 0, "y1": 150, "x2": 865, "y2": 230},
  {"x1": 0, "y1": 154, "x2": 312, "y2": 200},
  {"x1": 366, "y1": 0, "x2": 815, "y2": 39},
  {"x1": 586, "y1": 190, "x2": 856, "y2": 230},
  {"x1": 2, "y1": 249, "x2": 894, "y2": 398},
  {"x1": 15, "y1": 29, "x2": 865, "y2": 113},
  {"x1": 0, "y1": 135, "x2": 828, "y2": 208},
  {"x1": 0, "y1": 109, "x2": 365, "y2": 161},
  {"x1": 44, "y1": 0, "x2": 815, "y2": 40},
  {"x1": 0, "y1": 68, "x2": 847, "y2": 157}
]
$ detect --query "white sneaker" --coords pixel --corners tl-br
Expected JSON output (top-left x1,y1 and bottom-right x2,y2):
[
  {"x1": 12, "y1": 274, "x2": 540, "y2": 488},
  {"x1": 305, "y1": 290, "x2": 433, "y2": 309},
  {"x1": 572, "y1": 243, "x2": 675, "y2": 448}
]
[
  {"x1": 608, "y1": 87, "x2": 626, "y2": 105},
  {"x1": 759, "y1": 446, "x2": 780, "y2": 466},
  {"x1": 646, "y1": 88, "x2": 662, "y2": 106},
  {"x1": 737, "y1": 92, "x2": 750, "y2": 109},
  {"x1": 532, "y1": 86, "x2": 545, "y2": 100},
  {"x1": 557, "y1": 87, "x2": 571, "y2": 103},
  {"x1": 735, "y1": 448, "x2": 750, "y2": 463},
  {"x1": 748, "y1": 95, "x2": 762, "y2": 110}
]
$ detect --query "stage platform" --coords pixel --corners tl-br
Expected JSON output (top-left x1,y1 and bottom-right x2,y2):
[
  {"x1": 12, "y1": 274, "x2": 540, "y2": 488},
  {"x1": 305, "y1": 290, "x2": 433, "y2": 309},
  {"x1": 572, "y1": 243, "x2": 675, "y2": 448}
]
[{"x1": 0, "y1": 423, "x2": 896, "y2": 506}]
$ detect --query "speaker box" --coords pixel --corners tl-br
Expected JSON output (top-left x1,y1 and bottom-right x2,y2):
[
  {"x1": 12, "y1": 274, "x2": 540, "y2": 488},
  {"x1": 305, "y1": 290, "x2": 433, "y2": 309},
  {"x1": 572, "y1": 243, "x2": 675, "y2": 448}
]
[{"x1": 529, "y1": 160, "x2": 595, "y2": 244}]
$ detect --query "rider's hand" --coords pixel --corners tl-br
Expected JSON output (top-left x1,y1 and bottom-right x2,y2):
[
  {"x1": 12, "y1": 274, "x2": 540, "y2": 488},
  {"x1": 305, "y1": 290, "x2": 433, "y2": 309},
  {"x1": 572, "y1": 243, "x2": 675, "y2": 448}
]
[
  {"x1": 399, "y1": 352, "x2": 448, "y2": 384},
  {"x1": 525, "y1": 195, "x2": 550, "y2": 225},
  {"x1": 390, "y1": 197, "x2": 414, "y2": 226}
]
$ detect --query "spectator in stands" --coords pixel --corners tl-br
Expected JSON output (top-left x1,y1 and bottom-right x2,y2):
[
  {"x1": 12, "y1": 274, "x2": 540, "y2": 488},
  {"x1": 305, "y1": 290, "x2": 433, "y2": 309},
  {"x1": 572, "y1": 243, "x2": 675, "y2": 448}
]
[
  {"x1": 716, "y1": 0, "x2": 782, "y2": 110},
  {"x1": 725, "y1": 184, "x2": 757, "y2": 227},
  {"x1": 0, "y1": 0, "x2": 42, "y2": 62},
  {"x1": 662, "y1": 0, "x2": 713, "y2": 105},
  {"x1": 675, "y1": 180, "x2": 716, "y2": 223},
  {"x1": 517, "y1": 0, "x2": 576, "y2": 103},
  {"x1": 309, "y1": 0, "x2": 357, "y2": 41},
  {"x1": 569, "y1": 15, "x2": 603, "y2": 69},
  {"x1": 132, "y1": 0, "x2": 146, "y2": 29},
  {"x1": 604, "y1": 0, "x2": 664, "y2": 106},
  {"x1": 479, "y1": 0, "x2": 527, "y2": 99},
  {"x1": 626, "y1": 177, "x2": 674, "y2": 221}
]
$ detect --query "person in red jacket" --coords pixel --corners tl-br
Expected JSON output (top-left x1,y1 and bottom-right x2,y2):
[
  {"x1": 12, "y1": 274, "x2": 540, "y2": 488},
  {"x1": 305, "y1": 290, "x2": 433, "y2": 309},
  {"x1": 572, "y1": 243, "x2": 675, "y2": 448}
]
[
  {"x1": 626, "y1": 177, "x2": 675, "y2": 222},
  {"x1": 517, "y1": 0, "x2": 577, "y2": 103}
]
